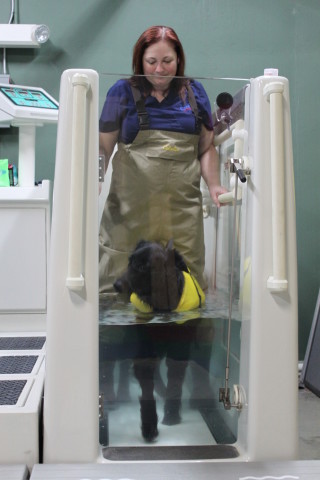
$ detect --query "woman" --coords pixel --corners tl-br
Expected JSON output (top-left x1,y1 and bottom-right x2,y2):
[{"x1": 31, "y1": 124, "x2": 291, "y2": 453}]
[
  {"x1": 99, "y1": 25, "x2": 226, "y2": 292},
  {"x1": 99, "y1": 27, "x2": 226, "y2": 440}
]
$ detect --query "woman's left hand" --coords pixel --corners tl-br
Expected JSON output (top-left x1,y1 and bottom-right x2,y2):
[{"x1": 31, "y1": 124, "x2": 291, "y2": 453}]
[
  {"x1": 199, "y1": 128, "x2": 228, "y2": 208},
  {"x1": 208, "y1": 184, "x2": 228, "y2": 208}
]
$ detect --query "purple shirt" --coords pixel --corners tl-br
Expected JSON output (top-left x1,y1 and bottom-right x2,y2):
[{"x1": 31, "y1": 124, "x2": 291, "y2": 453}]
[{"x1": 99, "y1": 79, "x2": 213, "y2": 144}]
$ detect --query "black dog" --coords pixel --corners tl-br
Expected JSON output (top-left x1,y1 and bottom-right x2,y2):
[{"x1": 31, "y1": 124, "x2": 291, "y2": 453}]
[
  {"x1": 114, "y1": 239, "x2": 188, "y2": 311},
  {"x1": 114, "y1": 240, "x2": 202, "y2": 442}
]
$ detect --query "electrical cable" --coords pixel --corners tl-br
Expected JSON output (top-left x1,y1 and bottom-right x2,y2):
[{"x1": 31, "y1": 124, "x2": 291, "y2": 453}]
[{"x1": 2, "y1": 0, "x2": 15, "y2": 75}]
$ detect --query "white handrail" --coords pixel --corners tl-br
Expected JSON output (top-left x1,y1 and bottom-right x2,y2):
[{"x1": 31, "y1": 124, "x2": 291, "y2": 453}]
[
  {"x1": 263, "y1": 82, "x2": 288, "y2": 292},
  {"x1": 66, "y1": 73, "x2": 90, "y2": 290},
  {"x1": 214, "y1": 118, "x2": 244, "y2": 147},
  {"x1": 217, "y1": 121, "x2": 247, "y2": 204}
]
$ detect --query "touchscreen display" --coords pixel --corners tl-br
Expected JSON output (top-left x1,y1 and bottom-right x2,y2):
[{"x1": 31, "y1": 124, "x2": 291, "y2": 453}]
[{"x1": 0, "y1": 86, "x2": 58, "y2": 109}]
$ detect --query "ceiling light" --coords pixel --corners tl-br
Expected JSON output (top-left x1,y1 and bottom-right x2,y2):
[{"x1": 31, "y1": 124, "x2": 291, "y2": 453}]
[{"x1": 32, "y1": 24, "x2": 50, "y2": 44}]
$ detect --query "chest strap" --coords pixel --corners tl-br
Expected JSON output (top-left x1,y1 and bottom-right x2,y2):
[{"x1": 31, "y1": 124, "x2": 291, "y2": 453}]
[
  {"x1": 130, "y1": 84, "x2": 202, "y2": 133},
  {"x1": 131, "y1": 86, "x2": 150, "y2": 130},
  {"x1": 186, "y1": 84, "x2": 201, "y2": 133}
]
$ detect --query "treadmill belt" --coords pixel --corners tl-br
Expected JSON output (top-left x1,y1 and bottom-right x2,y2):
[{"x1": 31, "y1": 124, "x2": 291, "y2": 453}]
[{"x1": 103, "y1": 444, "x2": 239, "y2": 461}]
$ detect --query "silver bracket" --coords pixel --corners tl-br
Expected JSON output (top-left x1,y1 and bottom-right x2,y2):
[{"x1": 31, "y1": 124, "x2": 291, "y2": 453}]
[
  {"x1": 225, "y1": 157, "x2": 251, "y2": 183},
  {"x1": 219, "y1": 385, "x2": 246, "y2": 411}
]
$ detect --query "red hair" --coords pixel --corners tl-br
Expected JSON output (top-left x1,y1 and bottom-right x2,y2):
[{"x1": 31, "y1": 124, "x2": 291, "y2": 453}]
[{"x1": 130, "y1": 26, "x2": 188, "y2": 96}]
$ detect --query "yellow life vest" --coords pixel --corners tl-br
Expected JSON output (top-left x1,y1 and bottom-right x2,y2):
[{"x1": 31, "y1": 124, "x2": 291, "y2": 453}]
[{"x1": 130, "y1": 270, "x2": 205, "y2": 313}]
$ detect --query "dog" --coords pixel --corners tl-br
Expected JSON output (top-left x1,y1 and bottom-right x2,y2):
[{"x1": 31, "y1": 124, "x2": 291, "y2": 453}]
[
  {"x1": 114, "y1": 239, "x2": 188, "y2": 310},
  {"x1": 114, "y1": 239, "x2": 205, "y2": 442}
]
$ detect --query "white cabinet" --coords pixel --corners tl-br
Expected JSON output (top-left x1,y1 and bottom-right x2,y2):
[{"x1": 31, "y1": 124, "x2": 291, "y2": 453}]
[{"x1": 0, "y1": 181, "x2": 51, "y2": 330}]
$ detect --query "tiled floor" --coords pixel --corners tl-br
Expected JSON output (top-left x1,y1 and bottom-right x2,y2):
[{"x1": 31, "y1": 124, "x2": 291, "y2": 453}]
[{"x1": 298, "y1": 386, "x2": 320, "y2": 459}]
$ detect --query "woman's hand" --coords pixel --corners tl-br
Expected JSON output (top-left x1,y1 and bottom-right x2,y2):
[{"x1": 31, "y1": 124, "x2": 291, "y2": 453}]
[
  {"x1": 207, "y1": 184, "x2": 228, "y2": 208},
  {"x1": 199, "y1": 127, "x2": 228, "y2": 207}
]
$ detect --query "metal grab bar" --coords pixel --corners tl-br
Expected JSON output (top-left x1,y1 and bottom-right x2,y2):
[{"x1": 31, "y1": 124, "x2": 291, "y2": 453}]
[
  {"x1": 263, "y1": 82, "x2": 288, "y2": 292},
  {"x1": 66, "y1": 73, "x2": 90, "y2": 291}
]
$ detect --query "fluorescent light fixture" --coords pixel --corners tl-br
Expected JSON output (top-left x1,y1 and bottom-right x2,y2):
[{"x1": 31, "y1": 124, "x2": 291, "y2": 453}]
[{"x1": 0, "y1": 24, "x2": 50, "y2": 48}]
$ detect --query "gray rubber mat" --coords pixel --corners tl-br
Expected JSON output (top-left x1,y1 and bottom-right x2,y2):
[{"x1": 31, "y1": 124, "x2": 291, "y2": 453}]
[
  {"x1": 0, "y1": 380, "x2": 27, "y2": 405},
  {"x1": 0, "y1": 355, "x2": 38, "y2": 374},
  {"x1": 0, "y1": 336, "x2": 45, "y2": 350},
  {"x1": 103, "y1": 444, "x2": 239, "y2": 461}
]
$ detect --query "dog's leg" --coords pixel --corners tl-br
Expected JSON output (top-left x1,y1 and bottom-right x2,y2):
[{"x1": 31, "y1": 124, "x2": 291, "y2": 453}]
[
  {"x1": 162, "y1": 357, "x2": 188, "y2": 425},
  {"x1": 133, "y1": 358, "x2": 159, "y2": 441}
]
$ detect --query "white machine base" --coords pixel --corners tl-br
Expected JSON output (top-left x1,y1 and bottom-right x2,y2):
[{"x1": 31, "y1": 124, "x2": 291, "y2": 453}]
[
  {"x1": 0, "y1": 465, "x2": 28, "y2": 480},
  {"x1": 30, "y1": 461, "x2": 320, "y2": 479},
  {"x1": 0, "y1": 332, "x2": 46, "y2": 470}
]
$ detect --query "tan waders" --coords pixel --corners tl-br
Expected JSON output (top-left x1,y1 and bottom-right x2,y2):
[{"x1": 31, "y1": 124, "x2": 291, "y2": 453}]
[
  {"x1": 99, "y1": 127, "x2": 205, "y2": 292},
  {"x1": 99, "y1": 86, "x2": 206, "y2": 293}
]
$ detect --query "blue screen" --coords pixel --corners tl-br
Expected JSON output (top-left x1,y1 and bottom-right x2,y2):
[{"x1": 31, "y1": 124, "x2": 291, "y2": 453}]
[{"x1": 0, "y1": 86, "x2": 58, "y2": 110}]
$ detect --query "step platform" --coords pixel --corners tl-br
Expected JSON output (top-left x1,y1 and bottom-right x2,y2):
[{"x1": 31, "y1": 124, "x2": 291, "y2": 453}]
[
  {"x1": 0, "y1": 333, "x2": 46, "y2": 470},
  {"x1": 31, "y1": 460, "x2": 320, "y2": 479},
  {"x1": 0, "y1": 464, "x2": 28, "y2": 480}
]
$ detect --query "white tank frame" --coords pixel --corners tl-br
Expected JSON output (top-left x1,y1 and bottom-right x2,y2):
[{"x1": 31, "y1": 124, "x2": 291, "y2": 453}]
[
  {"x1": 43, "y1": 69, "x2": 298, "y2": 463},
  {"x1": 43, "y1": 69, "x2": 100, "y2": 463}
]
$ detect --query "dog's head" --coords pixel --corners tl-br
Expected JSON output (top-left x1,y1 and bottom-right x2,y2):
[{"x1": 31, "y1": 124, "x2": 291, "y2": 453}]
[{"x1": 114, "y1": 240, "x2": 188, "y2": 311}]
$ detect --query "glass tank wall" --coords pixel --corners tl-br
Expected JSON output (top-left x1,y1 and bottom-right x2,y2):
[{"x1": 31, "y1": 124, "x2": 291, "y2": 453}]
[{"x1": 98, "y1": 75, "x2": 249, "y2": 460}]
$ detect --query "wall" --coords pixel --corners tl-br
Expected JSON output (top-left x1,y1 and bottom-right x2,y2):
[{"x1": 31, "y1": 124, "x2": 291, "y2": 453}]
[{"x1": 0, "y1": 0, "x2": 319, "y2": 359}]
